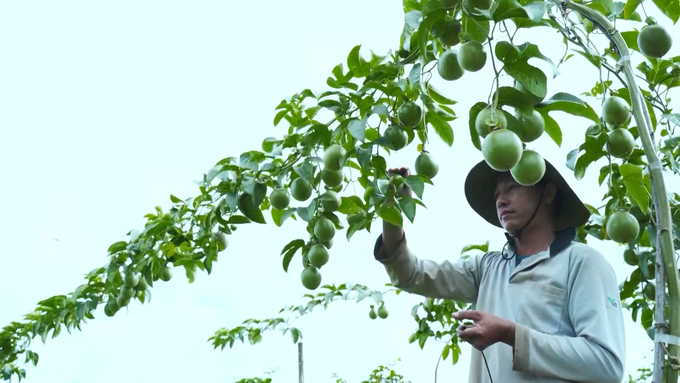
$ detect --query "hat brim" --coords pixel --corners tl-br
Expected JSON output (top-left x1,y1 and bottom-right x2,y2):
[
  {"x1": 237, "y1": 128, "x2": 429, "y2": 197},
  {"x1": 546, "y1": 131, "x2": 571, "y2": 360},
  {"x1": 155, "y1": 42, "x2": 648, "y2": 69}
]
[{"x1": 464, "y1": 158, "x2": 591, "y2": 232}]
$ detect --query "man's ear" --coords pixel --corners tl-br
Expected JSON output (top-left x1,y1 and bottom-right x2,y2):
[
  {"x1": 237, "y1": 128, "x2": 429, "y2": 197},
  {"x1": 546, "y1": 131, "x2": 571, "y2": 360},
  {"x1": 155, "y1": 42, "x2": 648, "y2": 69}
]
[{"x1": 544, "y1": 183, "x2": 557, "y2": 205}]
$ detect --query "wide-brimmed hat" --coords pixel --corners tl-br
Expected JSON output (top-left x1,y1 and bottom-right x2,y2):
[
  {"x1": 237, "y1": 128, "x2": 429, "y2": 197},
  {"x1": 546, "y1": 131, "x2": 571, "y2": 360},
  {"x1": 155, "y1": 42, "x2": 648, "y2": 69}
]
[{"x1": 464, "y1": 158, "x2": 591, "y2": 231}]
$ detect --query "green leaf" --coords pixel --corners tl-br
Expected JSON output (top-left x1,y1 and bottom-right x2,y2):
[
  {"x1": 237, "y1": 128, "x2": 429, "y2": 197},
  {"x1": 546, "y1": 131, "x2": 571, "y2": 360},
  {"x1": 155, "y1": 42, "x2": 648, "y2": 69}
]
[
  {"x1": 621, "y1": 30, "x2": 639, "y2": 52},
  {"x1": 574, "y1": 49, "x2": 602, "y2": 68},
  {"x1": 371, "y1": 104, "x2": 389, "y2": 116},
  {"x1": 272, "y1": 208, "x2": 296, "y2": 227},
  {"x1": 619, "y1": 164, "x2": 650, "y2": 210},
  {"x1": 405, "y1": 175, "x2": 425, "y2": 199},
  {"x1": 398, "y1": 195, "x2": 417, "y2": 223},
  {"x1": 426, "y1": 111, "x2": 454, "y2": 146},
  {"x1": 494, "y1": 0, "x2": 546, "y2": 23},
  {"x1": 442, "y1": 344, "x2": 451, "y2": 360},
  {"x1": 281, "y1": 239, "x2": 305, "y2": 256},
  {"x1": 537, "y1": 109, "x2": 562, "y2": 147},
  {"x1": 535, "y1": 92, "x2": 599, "y2": 122},
  {"x1": 566, "y1": 148, "x2": 579, "y2": 171},
  {"x1": 623, "y1": 0, "x2": 639, "y2": 18},
  {"x1": 242, "y1": 177, "x2": 267, "y2": 206},
  {"x1": 379, "y1": 205, "x2": 403, "y2": 227},
  {"x1": 355, "y1": 145, "x2": 373, "y2": 169},
  {"x1": 493, "y1": 86, "x2": 533, "y2": 117},
  {"x1": 427, "y1": 83, "x2": 457, "y2": 105},
  {"x1": 405, "y1": 10, "x2": 422, "y2": 29},
  {"x1": 293, "y1": 161, "x2": 314, "y2": 182},
  {"x1": 461, "y1": 14, "x2": 490, "y2": 43},
  {"x1": 641, "y1": 307, "x2": 653, "y2": 329},
  {"x1": 237, "y1": 193, "x2": 266, "y2": 224},
  {"x1": 504, "y1": 61, "x2": 547, "y2": 100},
  {"x1": 274, "y1": 110, "x2": 287, "y2": 126},
  {"x1": 347, "y1": 45, "x2": 370, "y2": 78},
  {"x1": 468, "y1": 102, "x2": 487, "y2": 151},
  {"x1": 296, "y1": 202, "x2": 317, "y2": 222},
  {"x1": 261, "y1": 137, "x2": 282, "y2": 155},
  {"x1": 514, "y1": 42, "x2": 559, "y2": 78},
  {"x1": 651, "y1": 0, "x2": 680, "y2": 23},
  {"x1": 281, "y1": 240, "x2": 305, "y2": 272},
  {"x1": 409, "y1": 63, "x2": 421, "y2": 88},
  {"x1": 107, "y1": 241, "x2": 127, "y2": 254},
  {"x1": 461, "y1": 241, "x2": 490, "y2": 255},
  {"x1": 227, "y1": 215, "x2": 251, "y2": 224},
  {"x1": 290, "y1": 328, "x2": 302, "y2": 343},
  {"x1": 574, "y1": 133, "x2": 607, "y2": 180},
  {"x1": 348, "y1": 117, "x2": 367, "y2": 142}
]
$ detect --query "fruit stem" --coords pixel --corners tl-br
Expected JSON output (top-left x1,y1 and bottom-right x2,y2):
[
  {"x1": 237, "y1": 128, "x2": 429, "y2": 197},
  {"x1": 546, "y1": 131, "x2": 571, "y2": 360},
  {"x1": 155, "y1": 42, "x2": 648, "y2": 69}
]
[
  {"x1": 486, "y1": 24, "x2": 501, "y2": 111},
  {"x1": 553, "y1": 2, "x2": 679, "y2": 382}
]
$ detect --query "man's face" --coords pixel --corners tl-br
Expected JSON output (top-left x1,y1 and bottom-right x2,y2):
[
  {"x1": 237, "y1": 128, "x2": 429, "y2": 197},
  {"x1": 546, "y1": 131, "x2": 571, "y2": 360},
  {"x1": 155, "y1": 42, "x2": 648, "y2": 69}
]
[{"x1": 494, "y1": 173, "x2": 543, "y2": 232}]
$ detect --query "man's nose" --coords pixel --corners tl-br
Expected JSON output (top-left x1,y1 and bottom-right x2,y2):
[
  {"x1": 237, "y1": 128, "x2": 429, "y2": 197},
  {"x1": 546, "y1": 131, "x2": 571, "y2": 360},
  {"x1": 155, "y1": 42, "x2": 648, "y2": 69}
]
[{"x1": 496, "y1": 195, "x2": 508, "y2": 209}]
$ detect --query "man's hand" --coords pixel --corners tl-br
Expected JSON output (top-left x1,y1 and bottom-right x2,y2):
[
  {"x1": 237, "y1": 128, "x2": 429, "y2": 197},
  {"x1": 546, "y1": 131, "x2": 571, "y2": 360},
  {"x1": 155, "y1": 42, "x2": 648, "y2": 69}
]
[
  {"x1": 453, "y1": 310, "x2": 516, "y2": 351},
  {"x1": 386, "y1": 167, "x2": 412, "y2": 199}
]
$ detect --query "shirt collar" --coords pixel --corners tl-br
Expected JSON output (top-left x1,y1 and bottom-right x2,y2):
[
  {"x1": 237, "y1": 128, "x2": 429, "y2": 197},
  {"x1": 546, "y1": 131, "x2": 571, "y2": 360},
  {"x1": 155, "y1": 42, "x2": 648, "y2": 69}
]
[{"x1": 504, "y1": 227, "x2": 576, "y2": 257}]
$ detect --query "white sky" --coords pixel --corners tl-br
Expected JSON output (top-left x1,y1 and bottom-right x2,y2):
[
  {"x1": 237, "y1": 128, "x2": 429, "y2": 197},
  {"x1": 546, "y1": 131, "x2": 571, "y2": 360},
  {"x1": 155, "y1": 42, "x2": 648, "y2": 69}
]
[{"x1": 1, "y1": 1, "x2": 679, "y2": 382}]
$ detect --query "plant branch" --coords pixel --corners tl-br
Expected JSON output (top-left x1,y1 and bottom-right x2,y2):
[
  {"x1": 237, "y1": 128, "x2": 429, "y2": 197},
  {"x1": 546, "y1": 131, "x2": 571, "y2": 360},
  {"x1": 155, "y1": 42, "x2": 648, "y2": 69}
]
[{"x1": 551, "y1": 2, "x2": 679, "y2": 383}]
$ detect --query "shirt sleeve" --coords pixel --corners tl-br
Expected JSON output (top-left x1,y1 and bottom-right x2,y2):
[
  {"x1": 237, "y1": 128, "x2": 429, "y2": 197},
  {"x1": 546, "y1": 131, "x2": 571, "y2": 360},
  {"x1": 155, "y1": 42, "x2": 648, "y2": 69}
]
[
  {"x1": 512, "y1": 246, "x2": 626, "y2": 383},
  {"x1": 373, "y1": 233, "x2": 485, "y2": 303}
]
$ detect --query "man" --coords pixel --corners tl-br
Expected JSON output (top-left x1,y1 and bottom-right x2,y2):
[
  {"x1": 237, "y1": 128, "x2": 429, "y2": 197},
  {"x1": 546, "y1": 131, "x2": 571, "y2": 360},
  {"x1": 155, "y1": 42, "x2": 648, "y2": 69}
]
[{"x1": 373, "y1": 158, "x2": 626, "y2": 382}]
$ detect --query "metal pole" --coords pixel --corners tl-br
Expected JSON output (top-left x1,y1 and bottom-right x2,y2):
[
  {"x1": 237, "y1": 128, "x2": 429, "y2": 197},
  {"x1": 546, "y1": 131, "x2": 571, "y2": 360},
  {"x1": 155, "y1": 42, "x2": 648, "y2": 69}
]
[{"x1": 298, "y1": 341, "x2": 304, "y2": 383}]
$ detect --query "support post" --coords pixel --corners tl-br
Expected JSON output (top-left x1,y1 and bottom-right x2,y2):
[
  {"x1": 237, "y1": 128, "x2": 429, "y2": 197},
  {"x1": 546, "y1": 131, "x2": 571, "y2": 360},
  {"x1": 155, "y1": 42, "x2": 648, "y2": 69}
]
[{"x1": 298, "y1": 341, "x2": 304, "y2": 383}]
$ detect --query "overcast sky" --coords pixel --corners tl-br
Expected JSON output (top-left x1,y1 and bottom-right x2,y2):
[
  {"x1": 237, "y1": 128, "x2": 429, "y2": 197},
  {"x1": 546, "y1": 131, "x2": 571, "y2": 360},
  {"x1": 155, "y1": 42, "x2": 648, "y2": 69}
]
[{"x1": 1, "y1": 1, "x2": 679, "y2": 382}]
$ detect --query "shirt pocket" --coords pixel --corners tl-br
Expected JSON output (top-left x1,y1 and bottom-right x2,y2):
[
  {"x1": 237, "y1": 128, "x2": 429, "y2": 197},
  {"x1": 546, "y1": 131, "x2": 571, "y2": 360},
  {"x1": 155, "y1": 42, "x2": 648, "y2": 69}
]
[{"x1": 516, "y1": 281, "x2": 566, "y2": 335}]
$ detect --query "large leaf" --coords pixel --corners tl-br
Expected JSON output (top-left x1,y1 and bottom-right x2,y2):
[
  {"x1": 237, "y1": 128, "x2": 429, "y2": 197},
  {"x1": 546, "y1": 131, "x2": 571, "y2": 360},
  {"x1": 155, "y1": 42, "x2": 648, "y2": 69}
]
[
  {"x1": 504, "y1": 61, "x2": 547, "y2": 100},
  {"x1": 493, "y1": 86, "x2": 533, "y2": 117},
  {"x1": 237, "y1": 193, "x2": 266, "y2": 224},
  {"x1": 405, "y1": 175, "x2": 425, "y2": 199},
  {"x1": 574, "y1": 132, "x2": 608, "y2": 180},
  {"x1": 398, "y1": 195, "x2": 417, "y2": 223},
  {"x1": 379, "y1": 205, "x2": 403, "y2": 227},
  {"x1": 418, "y1": 10, "x2": 446, "y2": 62},
  {"x1": 537, "y1": 109, "x2": 562, "y2": 147},
  {"x1": 651, "y1": 0, "x2": 680, "y2": 23},
  {"x1": 348, "y1": 117, "x2": 367, "y2": 142},
  {"x1": 513, "y1": 42, "x2": 559, "y2": 78},
  {"x1": 493, "y1": 0, "x2": 546, "y2": 22},
  {"x1": 468, "y1": 102, "x2": 487, "y2": 151},
  {"x1": 535, "y1": 92, "x2": 599, "y2": 122},
  {"x1": 619, "y1": 164, "x2": 650, "y2": 210},
  {"x1": 347, "y1": 45, "x2": 370, "y2": 78},
  {"x1": 427, "y1": 83, "x2": 457, "y2": 105},
  {"x1": 621, "y1": 30, "x2": 639, "y2": 52},
  {"x1": 426, "y1": 111, "x2": 454, "y2": 146},
  {"x1": 271, "y1": 208, "x2": 296, "y2": 227},
  {"x1": 461, "y1": 14, "x2": 490, "y2": 43},
  {"x1": 622, "y1": 0, "x2": 639, "y2": 18}
]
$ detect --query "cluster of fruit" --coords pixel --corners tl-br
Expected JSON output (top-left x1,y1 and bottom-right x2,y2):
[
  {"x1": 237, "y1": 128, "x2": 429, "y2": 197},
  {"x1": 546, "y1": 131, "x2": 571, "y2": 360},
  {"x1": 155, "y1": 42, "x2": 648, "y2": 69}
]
[
  {"x1": 104, "y1": 266, "x2": 172, "y2": 317},
  {"x1": 368, "y1": 303, "x2": 389, "y2": 320},
  {"x1": 600, "y1": 96, "x2": 642, "y2": 245}
]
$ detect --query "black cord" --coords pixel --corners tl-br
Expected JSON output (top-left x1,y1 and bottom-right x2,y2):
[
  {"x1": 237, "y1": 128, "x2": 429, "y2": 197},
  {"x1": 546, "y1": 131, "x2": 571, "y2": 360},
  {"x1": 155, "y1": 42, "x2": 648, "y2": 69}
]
[{"x1": 482, "y1": 350, "x2": 493, "y2": 383}]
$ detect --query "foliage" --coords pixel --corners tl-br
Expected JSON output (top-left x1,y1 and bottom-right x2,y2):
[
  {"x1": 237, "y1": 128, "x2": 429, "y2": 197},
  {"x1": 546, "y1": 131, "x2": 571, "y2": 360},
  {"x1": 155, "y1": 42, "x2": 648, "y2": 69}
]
[
  {"x1": 332, "y1": 358, "x2": 411, "y2": 383},
  {"x1": 1, "y1": 0, "x2": 680, "y2": 381},
  {"x1": 209, "y1": 282, "x2": 397, "y2": 350}
]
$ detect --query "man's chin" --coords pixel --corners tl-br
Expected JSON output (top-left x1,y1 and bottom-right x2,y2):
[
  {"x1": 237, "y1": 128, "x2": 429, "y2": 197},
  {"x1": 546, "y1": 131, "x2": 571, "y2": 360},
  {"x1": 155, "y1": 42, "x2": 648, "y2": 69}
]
[{"x1": 501, "y1": 221, "x2": 521, "y2": 233}]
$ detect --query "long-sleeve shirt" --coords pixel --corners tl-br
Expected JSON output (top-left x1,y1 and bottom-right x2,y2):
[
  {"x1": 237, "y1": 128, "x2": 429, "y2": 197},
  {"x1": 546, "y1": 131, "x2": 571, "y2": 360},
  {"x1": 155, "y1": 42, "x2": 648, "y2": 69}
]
[{"x1": 373, "y1": 228, "x2": 626, "y2": 383}]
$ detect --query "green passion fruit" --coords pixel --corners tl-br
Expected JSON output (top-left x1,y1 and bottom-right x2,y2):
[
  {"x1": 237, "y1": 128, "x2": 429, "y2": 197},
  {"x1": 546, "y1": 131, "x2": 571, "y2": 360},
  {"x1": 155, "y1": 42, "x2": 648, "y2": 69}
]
[
  {"x1": 482, "y1": 129, "x2": 523, "y2": 171},
  {"x1": 475, "y1": 106, "x2": 507, "y2": 138},
  {"x1": 510, "y1": 150, "x2": 546, "y2": 186}
]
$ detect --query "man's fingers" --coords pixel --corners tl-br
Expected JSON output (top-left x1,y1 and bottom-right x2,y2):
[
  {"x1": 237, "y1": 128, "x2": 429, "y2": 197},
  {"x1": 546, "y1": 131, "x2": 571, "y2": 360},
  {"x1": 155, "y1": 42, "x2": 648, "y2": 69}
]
[
  {"x1": 387, "y1": 167, "x2": 410, "y2": 177},
  {"x1": 458, "y1": 325, "x2": 481, "y2": 341},
  {"x1": 453, "y1": 310, "x2": 482, "y2": 321}
]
